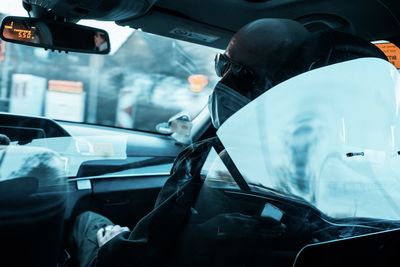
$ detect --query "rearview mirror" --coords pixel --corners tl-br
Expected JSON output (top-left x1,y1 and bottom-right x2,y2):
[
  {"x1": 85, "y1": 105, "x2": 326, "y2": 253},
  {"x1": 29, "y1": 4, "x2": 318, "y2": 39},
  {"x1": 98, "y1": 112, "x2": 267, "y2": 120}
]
[{"x1": 0, "y1": 16, "x2": 110, "y2": 54}]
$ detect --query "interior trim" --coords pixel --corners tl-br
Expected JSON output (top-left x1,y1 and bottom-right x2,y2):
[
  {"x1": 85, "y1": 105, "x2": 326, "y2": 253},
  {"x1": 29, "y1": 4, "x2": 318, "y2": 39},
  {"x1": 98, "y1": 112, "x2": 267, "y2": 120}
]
[{"x1": 68, "y1": 172, "x2": 170, "y2": 182}]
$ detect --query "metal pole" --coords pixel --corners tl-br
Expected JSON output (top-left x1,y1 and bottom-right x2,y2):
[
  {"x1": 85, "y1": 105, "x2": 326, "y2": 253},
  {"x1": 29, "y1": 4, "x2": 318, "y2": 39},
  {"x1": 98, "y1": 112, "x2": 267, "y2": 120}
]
[
  {"x1": 87, "y1": 54, "x2": 104, "y2": 123},
  {"x1": 1, "y1": 42, "x2": 10, "y2": 101}
]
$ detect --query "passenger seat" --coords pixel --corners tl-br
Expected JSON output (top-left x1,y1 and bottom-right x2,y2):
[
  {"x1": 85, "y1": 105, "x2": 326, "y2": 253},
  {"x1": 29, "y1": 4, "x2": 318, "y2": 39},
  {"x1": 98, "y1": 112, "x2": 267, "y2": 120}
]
[{"x1": 0, "y1": 146, "x2": 67, "y2": 267}]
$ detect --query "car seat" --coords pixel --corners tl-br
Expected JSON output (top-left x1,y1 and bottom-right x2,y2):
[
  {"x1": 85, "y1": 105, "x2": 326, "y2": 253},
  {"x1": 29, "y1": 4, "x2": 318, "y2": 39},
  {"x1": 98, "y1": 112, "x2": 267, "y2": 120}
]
[
  {"x1": 279, "y1": 30, "x2": 388, "y2": 82},
  {"x1": 0, "y1": 146, "x2": 67, "y2": 267}
]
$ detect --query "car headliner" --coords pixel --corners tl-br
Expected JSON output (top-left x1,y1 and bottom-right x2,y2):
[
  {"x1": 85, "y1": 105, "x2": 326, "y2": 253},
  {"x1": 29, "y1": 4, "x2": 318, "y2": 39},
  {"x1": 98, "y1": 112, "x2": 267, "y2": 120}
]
[
  {"x1": 124, "y1": 0, "x2": 400, "y2": 49},
  {"x1": 22, "y1": 0, "x2": 400, "y2": 49}
]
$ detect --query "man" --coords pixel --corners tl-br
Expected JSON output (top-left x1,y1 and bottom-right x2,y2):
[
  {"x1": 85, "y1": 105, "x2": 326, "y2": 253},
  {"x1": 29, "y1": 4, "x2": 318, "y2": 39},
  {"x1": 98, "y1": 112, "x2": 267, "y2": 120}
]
[
  {"x1": 70, "y1": 18, "x2": 311, "y2": 267},
  {"x1": 209, "y1": 18, "x2": 309, "y2": 128},
  {"x1": 94, "y1": 31, "x2": 108, "y2": 52}
]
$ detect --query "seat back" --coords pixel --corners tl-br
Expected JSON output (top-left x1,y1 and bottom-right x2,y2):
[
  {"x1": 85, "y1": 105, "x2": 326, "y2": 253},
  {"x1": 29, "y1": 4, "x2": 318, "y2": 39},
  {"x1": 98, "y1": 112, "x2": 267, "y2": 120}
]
[
  {"x1": 0, "y1": 146, "x2": 67, "y2": 267},
  {"x1": 274, "y1": 30, "x2": 388, "y2": 85}
]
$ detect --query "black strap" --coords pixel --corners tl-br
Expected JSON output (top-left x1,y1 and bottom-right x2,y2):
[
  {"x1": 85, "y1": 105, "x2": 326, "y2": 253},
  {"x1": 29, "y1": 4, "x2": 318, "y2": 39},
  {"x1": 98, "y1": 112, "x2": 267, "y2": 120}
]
[{"x1": 213, "y1": 138, "x2": 251, "y2": 192}]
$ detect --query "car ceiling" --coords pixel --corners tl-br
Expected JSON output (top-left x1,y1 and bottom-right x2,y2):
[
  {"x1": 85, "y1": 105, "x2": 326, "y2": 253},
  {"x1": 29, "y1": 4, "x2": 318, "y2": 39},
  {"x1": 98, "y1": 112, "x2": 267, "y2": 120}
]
[
  {"x1": 23, "y1": 0, "x2": 400, "y2": 49},
  {"x1": 124, "y1": 0, "x2": 400, "y2": 49}
]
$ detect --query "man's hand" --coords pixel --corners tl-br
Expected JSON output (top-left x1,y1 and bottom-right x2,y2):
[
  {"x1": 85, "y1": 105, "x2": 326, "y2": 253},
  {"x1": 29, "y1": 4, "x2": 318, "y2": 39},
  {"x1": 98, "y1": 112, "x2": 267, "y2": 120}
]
[{"x1": 97, "y1": 225, "x2": 130, "y2": 247}]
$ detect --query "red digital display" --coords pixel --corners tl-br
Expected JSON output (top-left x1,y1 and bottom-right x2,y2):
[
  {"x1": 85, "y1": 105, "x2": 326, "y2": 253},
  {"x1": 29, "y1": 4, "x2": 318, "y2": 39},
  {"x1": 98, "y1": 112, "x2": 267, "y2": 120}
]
[{"x1": 3, "y1": 21, "x2": 36, "y2": 42}]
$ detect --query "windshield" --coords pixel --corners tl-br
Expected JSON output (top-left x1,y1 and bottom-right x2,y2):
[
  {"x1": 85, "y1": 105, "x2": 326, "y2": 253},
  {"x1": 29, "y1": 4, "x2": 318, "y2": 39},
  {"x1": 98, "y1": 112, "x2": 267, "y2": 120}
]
[
  {"x1": 18, "y1": 135, "x2": 173, "y2": 178},
  {"x1": 216, "y1": 58, "x2": 400, "y2": 221},
  {"x1": 0, "y1": 10, "x2": 220, "y2": 133}
]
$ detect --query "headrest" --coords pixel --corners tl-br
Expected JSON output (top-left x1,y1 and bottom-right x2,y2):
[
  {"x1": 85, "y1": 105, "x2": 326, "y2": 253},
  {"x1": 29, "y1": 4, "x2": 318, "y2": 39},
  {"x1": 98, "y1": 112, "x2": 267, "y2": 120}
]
[
  {"x1": 274, "y1": 30, "x2": 388, "y2": 86},
  {"x1": 301, "y1": 30, "x2": 388, "y2": 69},
  {"x1": 0, "y1": 177, "x2": 38, "y2": 202},
  {"x1": 0, "y1": 146, "x2": 67, "y2": 225}
]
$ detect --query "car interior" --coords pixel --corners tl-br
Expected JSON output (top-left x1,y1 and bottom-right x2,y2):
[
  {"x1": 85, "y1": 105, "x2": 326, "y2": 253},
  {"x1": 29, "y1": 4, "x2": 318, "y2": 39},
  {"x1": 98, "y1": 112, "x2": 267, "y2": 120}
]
[{"x1": 1, "y1": 0, "x2": 400, "y2": 267}]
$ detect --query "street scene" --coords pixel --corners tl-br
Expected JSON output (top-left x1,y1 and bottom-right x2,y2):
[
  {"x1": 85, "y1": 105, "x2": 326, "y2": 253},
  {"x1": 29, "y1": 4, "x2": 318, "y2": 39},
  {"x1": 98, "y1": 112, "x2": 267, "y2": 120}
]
[{"x1": 0, "y1": 14, "x2": 220, "y2": 132}]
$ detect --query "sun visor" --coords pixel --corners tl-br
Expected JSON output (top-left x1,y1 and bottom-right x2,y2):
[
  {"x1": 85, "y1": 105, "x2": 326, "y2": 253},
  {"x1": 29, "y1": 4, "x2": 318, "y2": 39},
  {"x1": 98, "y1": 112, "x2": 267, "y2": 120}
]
[
  {"x1": 119, "y1": 9, "x2": 233, "y2": 49},
  {"x1": 217, "y1": 58, "x2": 400, "y2": 220},
  {"x1": 23, "y1": 0, "x2": 157, "y2": 21}
]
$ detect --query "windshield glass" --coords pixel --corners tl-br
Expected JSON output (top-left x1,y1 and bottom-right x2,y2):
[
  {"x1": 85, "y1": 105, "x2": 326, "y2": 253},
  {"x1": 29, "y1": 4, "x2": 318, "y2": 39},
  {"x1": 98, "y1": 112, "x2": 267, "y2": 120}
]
[
  {"x1": 0, "y1": 11, "x2": 220, "y2": 133},
  {"x1": 217, "y1": 58, "x2": 400, "y2": 221},
  {"x1": 14, "y1": 134, "x2": 173, "y2": 178}
]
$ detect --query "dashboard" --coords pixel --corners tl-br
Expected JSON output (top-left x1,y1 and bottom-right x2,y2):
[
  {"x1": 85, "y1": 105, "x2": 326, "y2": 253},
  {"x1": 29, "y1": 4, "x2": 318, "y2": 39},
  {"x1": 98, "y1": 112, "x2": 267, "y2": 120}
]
[
  {"x1": 0, "y1": 112, "x2": 184, "y2": 178},
  {"x1": 0, "y1": 112, "x2": 69, "y2": 141},
  {"x1": 0, "y1": 112, "x2": 182, "y2": 230}
]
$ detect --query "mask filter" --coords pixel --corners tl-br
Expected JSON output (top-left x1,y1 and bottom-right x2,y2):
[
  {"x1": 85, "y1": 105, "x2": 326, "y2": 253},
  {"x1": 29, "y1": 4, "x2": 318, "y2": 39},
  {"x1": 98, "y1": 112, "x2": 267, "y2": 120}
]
[{"x1": 208, "y1": 82, "x2": 250, "y2": 129}]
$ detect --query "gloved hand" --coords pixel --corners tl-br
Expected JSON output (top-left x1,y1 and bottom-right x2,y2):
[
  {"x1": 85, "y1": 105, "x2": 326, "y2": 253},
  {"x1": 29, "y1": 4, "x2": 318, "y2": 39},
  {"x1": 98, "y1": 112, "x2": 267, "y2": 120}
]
[{"x1": 97, "y1": 225, "x2": 130, "y2": 247}]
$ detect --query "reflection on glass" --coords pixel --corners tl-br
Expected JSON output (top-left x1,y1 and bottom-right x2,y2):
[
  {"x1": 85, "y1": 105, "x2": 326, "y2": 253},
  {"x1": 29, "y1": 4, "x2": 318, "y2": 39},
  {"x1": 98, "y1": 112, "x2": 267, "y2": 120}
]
[
  {"x1": 1, "y1": 16, "x2": 109, "y2": 53},
  {"x1": 217, "y1": 58, "x2": 400, "y2": 220},
  {"x1": 94, "y1": 31, "x2": 108, "y2": 52},
  {"x1": 201, "y1": 148, "x2": 239, "y2": 189}
]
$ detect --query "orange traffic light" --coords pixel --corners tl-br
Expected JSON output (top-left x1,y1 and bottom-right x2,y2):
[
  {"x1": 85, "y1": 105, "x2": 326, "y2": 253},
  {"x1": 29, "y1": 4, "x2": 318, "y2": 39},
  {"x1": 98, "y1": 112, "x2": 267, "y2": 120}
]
[{"x1": 188, "y1": 74, "x2": 208, "y2": 93}]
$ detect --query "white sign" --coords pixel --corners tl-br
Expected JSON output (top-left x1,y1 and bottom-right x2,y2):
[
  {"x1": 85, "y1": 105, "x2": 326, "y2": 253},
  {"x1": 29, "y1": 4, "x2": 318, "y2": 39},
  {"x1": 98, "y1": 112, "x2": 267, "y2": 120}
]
[
  {"x1": 45, "y1": 91, "x2": 86, "y2": 122},
  {"x1": 9, "y1": 74, "x2": 46, "y2": 116}
]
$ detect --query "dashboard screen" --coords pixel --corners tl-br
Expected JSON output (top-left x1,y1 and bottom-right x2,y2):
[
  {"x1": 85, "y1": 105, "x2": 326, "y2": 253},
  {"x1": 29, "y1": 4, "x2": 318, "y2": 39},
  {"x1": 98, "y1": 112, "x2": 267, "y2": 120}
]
[
  {"x1": 0, "y1": 126, "x2": 46, "y2": 144},
  {"x1": 3, "y1": 20, "x2": 37, "y2": 43}
]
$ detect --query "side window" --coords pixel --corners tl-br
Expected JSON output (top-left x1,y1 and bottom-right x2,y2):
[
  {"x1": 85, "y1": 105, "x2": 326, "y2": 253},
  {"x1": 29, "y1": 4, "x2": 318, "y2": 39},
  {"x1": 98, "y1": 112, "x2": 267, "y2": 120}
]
[{"x1": 201, "y1": 148, "x2": 239, "y2": 189}]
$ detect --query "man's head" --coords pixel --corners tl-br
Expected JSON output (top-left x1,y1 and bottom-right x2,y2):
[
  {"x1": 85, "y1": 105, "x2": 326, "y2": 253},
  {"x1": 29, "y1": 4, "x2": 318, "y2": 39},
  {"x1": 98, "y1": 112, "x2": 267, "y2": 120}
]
[
  {"x1": 220, "y1": 18, "x2": 310, "y2": 98},
  {"x1": 94, "y1": 32, "x2": 106, "y2": 49},
  {"x1": 210, "y1": 18, "x2": 310, "y2": 128}
]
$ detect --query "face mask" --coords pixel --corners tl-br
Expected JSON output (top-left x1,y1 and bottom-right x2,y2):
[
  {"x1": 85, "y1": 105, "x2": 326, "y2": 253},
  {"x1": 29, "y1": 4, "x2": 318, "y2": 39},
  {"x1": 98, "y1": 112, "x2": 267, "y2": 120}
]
[{"x1": 208, "y1": 82, "x2": 250, "y2": 129}]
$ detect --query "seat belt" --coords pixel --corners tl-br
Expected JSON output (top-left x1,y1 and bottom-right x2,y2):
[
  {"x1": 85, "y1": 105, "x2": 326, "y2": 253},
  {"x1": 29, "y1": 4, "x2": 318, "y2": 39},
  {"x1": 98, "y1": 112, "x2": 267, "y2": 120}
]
[{"x1": 213, "y1": 138, "x2": 251, "y2": 192}]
